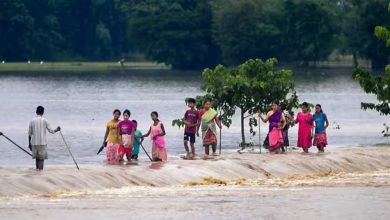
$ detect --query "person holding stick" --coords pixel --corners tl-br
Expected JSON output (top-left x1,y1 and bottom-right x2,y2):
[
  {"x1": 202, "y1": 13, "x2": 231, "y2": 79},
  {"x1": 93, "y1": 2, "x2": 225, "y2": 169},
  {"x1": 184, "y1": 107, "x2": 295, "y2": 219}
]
[
  {"x1": 28, "y1": 106, "x2": 60, "y2": 170},
  {"x1": 102, "y1": 109, "x2": 121, "y2": 162},
  {"x1": 258, "y1": 101, "x2": 286, "y2": 154},
  {"x1": 141, "y1": 111, "x2": 167, "y2": 161}
]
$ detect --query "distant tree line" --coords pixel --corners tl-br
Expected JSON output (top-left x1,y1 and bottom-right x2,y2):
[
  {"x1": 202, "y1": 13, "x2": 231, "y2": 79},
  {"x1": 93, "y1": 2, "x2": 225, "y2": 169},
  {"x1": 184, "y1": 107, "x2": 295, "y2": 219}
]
[{"x1": 0, "y1": 0, "x2": 389, "y2": 69}]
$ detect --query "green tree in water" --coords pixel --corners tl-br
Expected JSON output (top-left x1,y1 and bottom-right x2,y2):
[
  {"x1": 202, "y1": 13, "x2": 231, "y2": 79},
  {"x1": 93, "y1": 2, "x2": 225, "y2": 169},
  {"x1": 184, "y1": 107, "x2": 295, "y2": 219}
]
[
  {"x1": 353, "y1": 3, "x2": 390, "y2": 115},
  {"x1": 199, "y1": 58, "x2": 298, "y2": 145}
]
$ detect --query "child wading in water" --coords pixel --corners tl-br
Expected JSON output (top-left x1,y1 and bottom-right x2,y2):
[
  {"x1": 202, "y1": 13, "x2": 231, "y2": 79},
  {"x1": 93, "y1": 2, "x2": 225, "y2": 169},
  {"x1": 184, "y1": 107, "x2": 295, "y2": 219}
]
[
  {"x1": 183, "y1": 98, "x2": 200, "y2": 159},
  {"x1": 313, "y1": 104, "x2": 329, "y2": 152},
  {"x1": 291, "y1": 102, "x2": 314, "y2": 153},
  {"x1": 103, "y1": 109, "x2": 121, "y2": 162},
  {"x1": 117, "y1": 109, "x2": 135, "y2": 161},
  {"x1": 199, "y1": 99, "x2": 222, "y2": 157},
  {"x1": 142, "y1": 112, "x2": 167, "y2": 161},
  {"x1": 131, "y1": 120, "x2": 143, "y2": 160}
]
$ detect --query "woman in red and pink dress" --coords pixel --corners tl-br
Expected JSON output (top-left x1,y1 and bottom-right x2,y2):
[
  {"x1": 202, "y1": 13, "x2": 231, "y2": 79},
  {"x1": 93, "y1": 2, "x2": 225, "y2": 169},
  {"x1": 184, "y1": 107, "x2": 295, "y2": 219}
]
[
  {"x1": 141, "y1": 111, "x2": 167, "y2": 161},
  {"x1": 292, "y1": 102, "x2": 314, "y2": 153}
]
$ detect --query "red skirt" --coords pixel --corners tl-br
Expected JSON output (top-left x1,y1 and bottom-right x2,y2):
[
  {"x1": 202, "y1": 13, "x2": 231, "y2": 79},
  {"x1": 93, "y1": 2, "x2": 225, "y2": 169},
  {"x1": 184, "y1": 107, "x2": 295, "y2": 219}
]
[{"x1": 313, "y1": 132, "x2": 328, "y2": 146}]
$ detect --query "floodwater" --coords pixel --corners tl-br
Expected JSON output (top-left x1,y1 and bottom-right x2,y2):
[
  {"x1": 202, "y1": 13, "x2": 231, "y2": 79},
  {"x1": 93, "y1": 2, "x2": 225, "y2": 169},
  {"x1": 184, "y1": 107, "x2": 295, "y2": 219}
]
[
  {"x1": 0, "y1": 67, "x2": 389, "y2": 165},
  {"x1": 0, "y1": 147, "x2": 390, "y2": 220},
  {"x1": 0, "y1": 66, "x2": 390, "y2": 220},
  {"x1": 1, "y1": 186, "x2": 389, "y2": 220}
]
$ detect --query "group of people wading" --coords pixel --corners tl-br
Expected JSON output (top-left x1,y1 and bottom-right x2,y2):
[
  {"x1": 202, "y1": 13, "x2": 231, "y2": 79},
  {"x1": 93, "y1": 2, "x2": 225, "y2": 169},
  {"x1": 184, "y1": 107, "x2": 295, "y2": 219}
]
[
  {"x1": 20, "y1": 98, "x2": 328, "y2": 170},
  {"x1": 259, "y1": 101, "x2": 329, "y2": 154},
  {"x1": 102, "y1": 98, "x2": 222, "y2": 162},
  {"x1": 101, "y1": 98, "x2": 328, "y2": 162}
]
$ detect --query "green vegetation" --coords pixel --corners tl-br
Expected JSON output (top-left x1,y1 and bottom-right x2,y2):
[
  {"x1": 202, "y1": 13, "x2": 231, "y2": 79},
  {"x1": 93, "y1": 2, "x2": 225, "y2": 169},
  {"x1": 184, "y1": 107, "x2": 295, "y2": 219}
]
[
  {"x1": 0, "y1": 62, "x2": 167, "y2": 72},
  {"x1": 211, "y1": 0, "x2": 338, "y2": 65},
  {"x1": 341, "y1": 0, "x2": 390, "y2": 68},
  {"x1": 353, "y1": 3, "x2": 390, "y2": 115},
  {"x1": 122, "y1": 0, "x2": 220, "y2": 69},
  {"x1": 0, "y1": 0, "x2": 389, "y2": 69}
]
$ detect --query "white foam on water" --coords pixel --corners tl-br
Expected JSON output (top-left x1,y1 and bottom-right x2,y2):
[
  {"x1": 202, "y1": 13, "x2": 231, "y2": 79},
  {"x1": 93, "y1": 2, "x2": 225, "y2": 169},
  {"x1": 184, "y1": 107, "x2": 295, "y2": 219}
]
[{"x1": 1, "y1": 146, "x2": 390, "y2": 199}]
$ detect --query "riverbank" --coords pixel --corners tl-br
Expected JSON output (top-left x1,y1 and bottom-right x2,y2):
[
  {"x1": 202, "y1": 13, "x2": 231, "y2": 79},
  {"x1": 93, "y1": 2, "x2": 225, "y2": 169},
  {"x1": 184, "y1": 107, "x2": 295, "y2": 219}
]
[
  {"x1": 1, "y1": 146, "x2": 389, "y2": 198},
  {"x1": 0, "y1": 61, "x2": 169, "y2": 72}
]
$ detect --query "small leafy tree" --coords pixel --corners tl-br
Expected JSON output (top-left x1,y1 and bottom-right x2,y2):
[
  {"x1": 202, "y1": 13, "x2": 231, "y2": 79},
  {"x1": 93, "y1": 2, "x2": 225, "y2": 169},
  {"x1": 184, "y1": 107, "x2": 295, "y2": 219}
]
[
  {"x1": 177, "y1": 58, "x2": 298, "y2": 145},
  {"x1": 353, "y1": 3, "x2": 390, "y2": 116}
]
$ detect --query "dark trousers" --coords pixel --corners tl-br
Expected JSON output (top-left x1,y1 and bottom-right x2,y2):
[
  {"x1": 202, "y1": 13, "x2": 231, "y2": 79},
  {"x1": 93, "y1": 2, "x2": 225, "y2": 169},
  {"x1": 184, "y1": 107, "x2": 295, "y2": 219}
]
[{"x1": 36, "y1": 159, "x2": 44, "y2": 170}]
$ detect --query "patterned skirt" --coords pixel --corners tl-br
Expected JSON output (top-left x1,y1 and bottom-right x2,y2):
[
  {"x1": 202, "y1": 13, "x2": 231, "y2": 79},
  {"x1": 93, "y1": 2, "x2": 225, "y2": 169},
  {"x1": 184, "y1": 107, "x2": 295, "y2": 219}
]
[
  {"x1": 203, "y1": 129, "x2": 217, "y2": 146},
  {"x1": 106, "y1": 142, "x2": 119, "y2": 161},
  {"x1": 313, "y1": 132, "x2": 328, "y2": 147}
]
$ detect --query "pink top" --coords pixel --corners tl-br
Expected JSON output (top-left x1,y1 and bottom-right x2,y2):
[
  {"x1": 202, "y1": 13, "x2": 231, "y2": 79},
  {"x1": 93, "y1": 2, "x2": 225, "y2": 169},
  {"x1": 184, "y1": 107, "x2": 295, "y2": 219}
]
[{"x1": 118, "y1": 120, "x2": 134, "y2": 135}]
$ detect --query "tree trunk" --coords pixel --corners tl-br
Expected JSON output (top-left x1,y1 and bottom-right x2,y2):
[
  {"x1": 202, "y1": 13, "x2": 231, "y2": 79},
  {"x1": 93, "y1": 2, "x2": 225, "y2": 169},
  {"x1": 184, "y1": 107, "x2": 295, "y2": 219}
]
[{"x1": 240, "y1": 109, "x2": 246, "y2": 144}]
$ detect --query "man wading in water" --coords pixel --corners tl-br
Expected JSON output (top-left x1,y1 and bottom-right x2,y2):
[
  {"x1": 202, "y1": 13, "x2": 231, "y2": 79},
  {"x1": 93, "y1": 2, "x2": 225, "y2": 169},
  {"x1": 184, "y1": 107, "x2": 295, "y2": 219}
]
[{"x1": 28, "y1": 106, "x2": 60, "y2": 170}]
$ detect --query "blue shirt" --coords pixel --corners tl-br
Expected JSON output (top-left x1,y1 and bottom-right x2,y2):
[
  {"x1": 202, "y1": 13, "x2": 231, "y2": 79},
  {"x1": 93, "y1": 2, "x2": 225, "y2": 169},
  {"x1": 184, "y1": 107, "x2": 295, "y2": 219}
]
[{"x1": 313, "y1": 113, "x2": 327, "y2": 133}]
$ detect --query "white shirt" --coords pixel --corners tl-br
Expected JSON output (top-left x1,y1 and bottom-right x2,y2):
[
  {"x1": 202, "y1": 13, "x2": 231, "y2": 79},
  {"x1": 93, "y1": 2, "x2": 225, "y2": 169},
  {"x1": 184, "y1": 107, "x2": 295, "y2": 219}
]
[{"x1": 28, "y1": 116, "x2": 55, "y2": 146}]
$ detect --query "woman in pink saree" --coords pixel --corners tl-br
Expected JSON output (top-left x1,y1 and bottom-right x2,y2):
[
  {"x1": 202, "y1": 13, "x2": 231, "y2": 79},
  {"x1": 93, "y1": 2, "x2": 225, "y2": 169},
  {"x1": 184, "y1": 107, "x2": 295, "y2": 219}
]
[{"x1": 259, "y1": 101, "x2": 287, "y2": 153}]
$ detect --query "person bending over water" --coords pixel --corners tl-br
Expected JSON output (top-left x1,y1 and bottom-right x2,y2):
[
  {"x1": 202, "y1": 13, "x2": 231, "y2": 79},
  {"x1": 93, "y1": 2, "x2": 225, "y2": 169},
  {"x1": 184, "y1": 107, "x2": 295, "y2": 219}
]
[
  {"x1": 102, "y1": 109, "x2": 121, "y2": 162},
  {"x1": 28, "y1": 106, "x2": 60, "y2": 170},
  {"x1": 313, "y1": 104, "x2": 329, "y2": 153},
  {"x1": 199, "y1": 99, "x2": 222, "y2": 157},
  {"x1": 142, "y1": 112, "x2": 167, "y2": 161},
  {"x1": 259, "y1": 101, "x2": 287, "y2": 154}
]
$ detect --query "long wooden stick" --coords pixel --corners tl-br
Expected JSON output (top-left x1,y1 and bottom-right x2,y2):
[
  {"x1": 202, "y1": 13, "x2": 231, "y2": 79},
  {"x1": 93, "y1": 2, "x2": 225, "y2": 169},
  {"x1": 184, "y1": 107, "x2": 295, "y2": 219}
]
[
  {"x1": 59, "y1": 131, "x2": 80, "y2": 170},
  {"x1": 140, "y1": 142, "x2": 153, "y2": 161},
  {"x1": 0, "y1": 133, "x2": 32, "y2": 156}
]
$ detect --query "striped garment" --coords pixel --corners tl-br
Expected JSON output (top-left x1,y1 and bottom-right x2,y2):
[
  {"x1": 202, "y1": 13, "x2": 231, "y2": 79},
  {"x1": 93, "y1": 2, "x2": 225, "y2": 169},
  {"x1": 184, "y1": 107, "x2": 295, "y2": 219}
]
[{"x1": 28, "y1": 116, "x2": 55, "y2": 146}]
